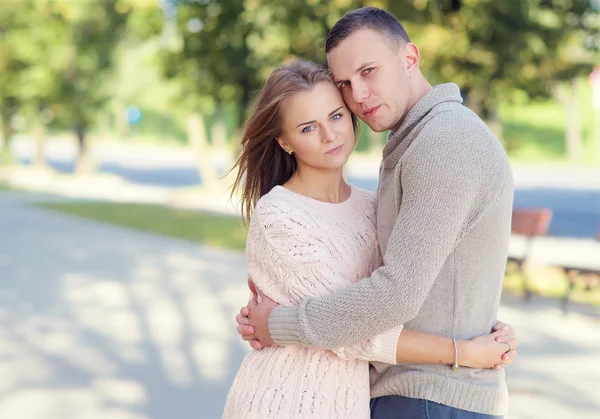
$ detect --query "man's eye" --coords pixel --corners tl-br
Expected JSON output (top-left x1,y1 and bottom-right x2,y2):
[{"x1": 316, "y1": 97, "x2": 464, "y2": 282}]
[
  {"x1": 339, "y1": 81, "x2": 349, "y2": 89},
  {"x1": 363, "y1": 67, "x2": 374, "y2": 75}
]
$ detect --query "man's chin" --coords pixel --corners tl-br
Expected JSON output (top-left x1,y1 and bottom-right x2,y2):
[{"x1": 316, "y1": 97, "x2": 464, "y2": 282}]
[{"x1": 365, "y1": 121, "x2": 390, "y2": 133}]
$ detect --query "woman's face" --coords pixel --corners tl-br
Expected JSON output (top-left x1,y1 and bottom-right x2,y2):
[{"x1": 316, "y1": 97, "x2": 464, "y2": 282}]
[{"x1": 278, "y1": 81, "x2": 356, "y2": 172}]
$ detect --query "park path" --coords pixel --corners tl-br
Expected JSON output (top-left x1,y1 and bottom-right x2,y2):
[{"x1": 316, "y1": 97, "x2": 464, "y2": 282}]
[{"x1": 0, "y1": 191, "x2": 599, "y2": 418}]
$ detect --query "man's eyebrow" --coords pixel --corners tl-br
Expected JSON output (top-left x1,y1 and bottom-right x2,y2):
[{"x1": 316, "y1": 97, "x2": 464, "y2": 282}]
[
  {"x1": 333, "y1": 62, "x2": 378, "y2": 85},
  {"x1": 356, "y1": 61, "x2": 378, "y2": 72}
]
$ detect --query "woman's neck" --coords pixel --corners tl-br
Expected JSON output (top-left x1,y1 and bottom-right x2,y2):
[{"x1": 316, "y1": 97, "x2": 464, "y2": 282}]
[{"x1": 284, "y1": 167, "x2": 350, "y2": 203}]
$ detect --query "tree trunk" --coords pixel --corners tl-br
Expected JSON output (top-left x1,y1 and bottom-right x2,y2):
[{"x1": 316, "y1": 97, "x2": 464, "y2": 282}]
[
  {"x1": 187, "y1": 112, "x2": 219, "y2": 190},
  {"x1": 0, "y1": 105, "x2": 13, "y2": 165},
  {"x1": 33, "y1": 118, "x2": 49, "y2": 169},
  {"x1": 555, "y1": 79, "x2": 583, "y2": 163},
  {"x1": 115, "y1": 100, "x2": 128, "y2": 141},
  {"x1": 75, "y1": 125, "x2": 96, "y2": 175},
  {"x1": 212, "y1": 105, "x2": 227, "y2": 150}
]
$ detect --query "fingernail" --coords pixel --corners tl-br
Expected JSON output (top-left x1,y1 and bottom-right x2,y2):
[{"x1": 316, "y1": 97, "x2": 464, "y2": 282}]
[
  {"x1": 496, "y1": 337, "x2": 502, "y2": 342},
  {"x1": 502, "y1": 326, "x2": 508, "y2": 331}
]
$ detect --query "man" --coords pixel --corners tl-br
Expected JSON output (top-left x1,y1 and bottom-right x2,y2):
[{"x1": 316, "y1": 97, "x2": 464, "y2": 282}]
[{"x1": 237, "y1": 7, "x2": 514, "y2": 418}]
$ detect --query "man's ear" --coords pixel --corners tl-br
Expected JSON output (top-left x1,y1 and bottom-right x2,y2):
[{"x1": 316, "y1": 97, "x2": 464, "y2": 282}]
[{"x1": 402, "y1": 42, "x2": 420, "y2": 72}]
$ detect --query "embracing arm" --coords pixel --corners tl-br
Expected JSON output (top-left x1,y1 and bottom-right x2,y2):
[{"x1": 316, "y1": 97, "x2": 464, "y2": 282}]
[{"x1": 268, "y1": 129, "x2": 509, "y2": 349}]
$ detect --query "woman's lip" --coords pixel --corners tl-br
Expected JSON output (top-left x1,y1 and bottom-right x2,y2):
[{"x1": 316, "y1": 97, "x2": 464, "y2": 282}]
[{"x1": 326, "y1": 144, "x2": 344, "y2": 155}]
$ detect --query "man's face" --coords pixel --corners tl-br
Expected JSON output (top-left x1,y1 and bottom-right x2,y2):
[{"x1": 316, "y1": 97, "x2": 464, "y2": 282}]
[{"x1": 327, "y1": 28, "x2": 412, "y2": 133}]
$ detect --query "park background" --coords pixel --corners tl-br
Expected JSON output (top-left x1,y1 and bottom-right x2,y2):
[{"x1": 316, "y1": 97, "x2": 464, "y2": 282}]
[{"x1": 1, "y1": 1, "x2": 600, "y2": 418}]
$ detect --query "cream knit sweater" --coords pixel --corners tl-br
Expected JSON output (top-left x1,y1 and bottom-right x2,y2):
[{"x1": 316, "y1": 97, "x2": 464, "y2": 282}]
[{"x1": 223, "y1": 185, "x2": 404, "y2": 419}]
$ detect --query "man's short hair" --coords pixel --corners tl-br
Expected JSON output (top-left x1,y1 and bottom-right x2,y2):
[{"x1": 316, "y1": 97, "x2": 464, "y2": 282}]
[{"x1": 325, "y1": 7, "x2": 410, "y2": 53}]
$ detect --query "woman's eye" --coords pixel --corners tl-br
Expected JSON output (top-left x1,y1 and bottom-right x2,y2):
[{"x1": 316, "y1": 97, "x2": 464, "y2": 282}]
[
  {"x1": 331, "y1": 113, "x2": 342, "y2": 121},
  {"x1": 302, "y1": 126, "x2": 314, "y2": 133}
]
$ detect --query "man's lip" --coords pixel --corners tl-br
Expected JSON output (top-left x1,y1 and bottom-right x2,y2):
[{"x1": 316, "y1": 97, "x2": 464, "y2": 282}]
[
  {"x1": 326, "y1": 144, "x2": 344, "y2": 155},
  {"x1": 363, "y1": 105, "x2": 380, "y2": 116}
]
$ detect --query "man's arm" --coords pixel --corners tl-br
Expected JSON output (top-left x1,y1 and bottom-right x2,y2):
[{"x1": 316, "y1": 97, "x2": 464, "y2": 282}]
[{"x1": 267, "y1": 129, "x2": 509, "y2": 349}]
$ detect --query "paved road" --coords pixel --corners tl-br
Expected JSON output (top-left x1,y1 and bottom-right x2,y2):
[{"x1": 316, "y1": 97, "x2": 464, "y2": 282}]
[
  {"x1": 13, "y1": 138, "x2": 600, "y2": 239},
  {"x1": 1, "y1": 191, "x2": 599, "y2": 419}
]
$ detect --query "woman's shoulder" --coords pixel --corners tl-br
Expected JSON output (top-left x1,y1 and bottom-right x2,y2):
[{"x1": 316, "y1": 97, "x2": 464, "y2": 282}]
[
  {"x1": 251, "y1": 186, "x2": 313, "y2": 229},
  {"x1": 350, "y1": 185, "x2": 377, "y2": 210}
]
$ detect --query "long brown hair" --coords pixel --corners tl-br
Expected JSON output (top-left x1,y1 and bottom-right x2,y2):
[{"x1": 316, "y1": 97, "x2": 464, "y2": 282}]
[{"x1": 230, "y1": 59, "x2": 359, "y2": 224}]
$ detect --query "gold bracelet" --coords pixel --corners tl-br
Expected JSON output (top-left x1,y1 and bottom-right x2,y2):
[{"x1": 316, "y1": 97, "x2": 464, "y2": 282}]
[{"x1": 452, "y1": 338, "x2": 459, "y2": 371}]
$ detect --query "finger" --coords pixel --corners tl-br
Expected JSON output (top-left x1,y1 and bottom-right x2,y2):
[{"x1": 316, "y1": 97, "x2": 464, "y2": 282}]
[
  {"x1": 236, "y1": 313, "x2": 250, "y2": 326},
  {"x1": 240, "y1": 307, "x2": 250, "y2": 317},
  {"x1": 493, "y1": 363, "x2": 504, "y2": 370},
  {"x1": 501, "y1": 349, "x2": 517, "y2": 362},
  {"x1": 491, "y1": 329, "x2": 508, "y2": 341},
  {"x1": 492, "y1": 321, "x2": 506, "y2": 331},
  {"x1": 237, "y1": 325, "x2": 255, "y2": 336},
  {"x1": 242, "y1": 333, "x2": 255, "y2": 341},
  {"x1": 507, "y1": 338, "x2": 519, "y2": 350},
  {"x1": 250, "y1": 339, "x2": 263, "y2": 350}
]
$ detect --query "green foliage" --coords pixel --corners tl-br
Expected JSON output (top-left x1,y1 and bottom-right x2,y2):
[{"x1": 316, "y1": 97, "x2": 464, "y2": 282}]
[{"x1": 386, "y1": 0, "x2": 600, "y2": 117}]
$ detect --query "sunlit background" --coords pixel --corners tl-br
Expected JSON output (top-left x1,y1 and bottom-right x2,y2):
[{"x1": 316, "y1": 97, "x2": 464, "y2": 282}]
[{"x1": 1, "y1": 0, "x2": 599, "y2": 418}]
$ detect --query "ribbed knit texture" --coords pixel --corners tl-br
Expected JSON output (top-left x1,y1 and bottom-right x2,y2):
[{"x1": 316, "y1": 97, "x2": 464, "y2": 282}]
[
  {"x1": 268, "y1": 83, "x2": 514, "y2": 416},
  {"x1": 223, "y1": 185, "x2": 404, "y2": 419}
]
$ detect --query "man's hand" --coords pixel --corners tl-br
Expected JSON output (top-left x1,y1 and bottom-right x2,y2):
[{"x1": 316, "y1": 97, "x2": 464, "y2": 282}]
[{"x1": 235, "y1": 278, "x2": 279, "y2": 350}]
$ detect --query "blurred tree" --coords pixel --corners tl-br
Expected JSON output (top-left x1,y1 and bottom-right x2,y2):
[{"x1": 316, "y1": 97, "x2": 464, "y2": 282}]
[
  {"x1": 56, "y1": 0, "x2": 129, "y2": 174},
  {"x1": 385, "y1": 0, "x2": 600, "y2": 146},
  {"x1": 153, "y1": 0, "x2": 366, "y2": 189},
  {"x1": 0, "y1": 0, "x2": 19, "y2": 166},
  {"x1": 10, "y1": 1, "x2": 71, "y2": 169},
  {"x1": 0, "y1": 0, "x2": 46, "y2": 166}
]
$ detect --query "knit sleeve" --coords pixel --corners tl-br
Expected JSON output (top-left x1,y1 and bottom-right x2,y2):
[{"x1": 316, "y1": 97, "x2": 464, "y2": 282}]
[
  {"x1": 248, "y1": 199, "x2": 402, "y2": 363},
  {"x1": 330, "y1": 324, "x2": 403, "y2": 364},
  {"x1": 268, "y1": 119, "x2": 510, "y2": 348}
]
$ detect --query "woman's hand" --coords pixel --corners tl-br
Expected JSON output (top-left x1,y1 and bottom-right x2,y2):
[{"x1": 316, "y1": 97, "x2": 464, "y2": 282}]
[{"x1": 459, "y1": 329, "x2": 519, "y2": 370}]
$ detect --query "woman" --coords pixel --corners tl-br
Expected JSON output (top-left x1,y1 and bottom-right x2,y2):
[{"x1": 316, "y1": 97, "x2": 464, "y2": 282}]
[{"x1": 223, "y1": 60, "x2": 517, "y2": 419}]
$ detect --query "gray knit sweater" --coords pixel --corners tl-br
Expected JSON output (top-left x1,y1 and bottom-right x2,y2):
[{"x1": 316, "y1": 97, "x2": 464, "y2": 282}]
[{"x1": 268, "y1": 83, "x2": 514, "y2": 415}]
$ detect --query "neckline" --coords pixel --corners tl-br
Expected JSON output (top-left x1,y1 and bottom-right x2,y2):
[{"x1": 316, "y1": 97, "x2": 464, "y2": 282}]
[{"x1": 273, "y1": 184, "x2": 355, "y2": 206}]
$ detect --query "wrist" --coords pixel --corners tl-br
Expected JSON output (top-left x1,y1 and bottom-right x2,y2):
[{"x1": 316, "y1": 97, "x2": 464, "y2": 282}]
[{"x1": 456, "y1": 340, "x2": 473, "y2": 368}]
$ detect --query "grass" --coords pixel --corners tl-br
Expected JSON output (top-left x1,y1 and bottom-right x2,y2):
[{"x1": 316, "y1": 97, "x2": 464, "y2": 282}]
[
  {"x1": 504, "y1": 263, "x2": 600, "y2": 308},
  {"x1": 0, "y1": 182, "x2": 15, "y2": 192},
  {"x1": 37, "y1": 201, "x2": 248, "y2": 252},
  {"x1": 500, "y1": 78, "x2": 598, "y2": 164}
]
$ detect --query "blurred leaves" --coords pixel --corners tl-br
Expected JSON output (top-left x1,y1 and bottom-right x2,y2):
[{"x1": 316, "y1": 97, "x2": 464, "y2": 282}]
[{"x1": 0, "y1": 0, "x2": 599, "y2": 142}]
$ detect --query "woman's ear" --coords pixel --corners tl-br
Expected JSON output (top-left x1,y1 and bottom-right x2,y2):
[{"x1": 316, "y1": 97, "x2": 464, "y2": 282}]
[{"x1": 276, "y1": 137, "x2": 293, "y2": 154}]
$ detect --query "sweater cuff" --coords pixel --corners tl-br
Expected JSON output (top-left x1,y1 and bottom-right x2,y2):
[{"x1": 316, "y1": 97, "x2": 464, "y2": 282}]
[
  {"x1": 268, "y1": 305, "x2": 305, "y2": 346},
  {"x1": 371, "y1": 325, "x2": 404, "y2": 364}
]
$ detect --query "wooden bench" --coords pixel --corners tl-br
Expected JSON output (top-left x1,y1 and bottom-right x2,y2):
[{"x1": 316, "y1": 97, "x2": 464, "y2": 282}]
[
  {"x1": 559, "y1": 224, "x2": 600, "y2": 314},
  {"x1": 507, "y1": 208, "x2": 553, "y2": 301}
]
